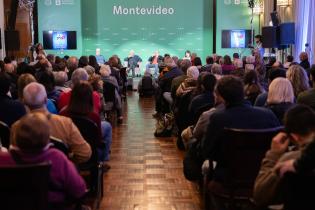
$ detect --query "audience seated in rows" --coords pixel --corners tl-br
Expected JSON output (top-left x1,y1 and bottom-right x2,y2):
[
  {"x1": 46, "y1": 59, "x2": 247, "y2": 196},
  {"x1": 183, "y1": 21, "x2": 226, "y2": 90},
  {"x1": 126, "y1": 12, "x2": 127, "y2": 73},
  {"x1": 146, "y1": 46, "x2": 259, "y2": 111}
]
[
  {"x1": 14, "y1": 82, "x2": 92, "y2": 164},
  {"x1": 60, "y1": 81, "x2": 112, "y2": 162},
  {"x1": 201, "y1": 76, "x2": 280, "y2": 182}
]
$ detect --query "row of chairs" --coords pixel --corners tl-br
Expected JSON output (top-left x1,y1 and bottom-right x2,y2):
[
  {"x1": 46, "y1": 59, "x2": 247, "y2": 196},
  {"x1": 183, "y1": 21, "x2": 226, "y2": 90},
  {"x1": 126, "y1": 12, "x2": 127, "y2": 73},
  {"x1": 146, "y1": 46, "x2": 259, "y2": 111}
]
[{"x1": 0, "y1": 116, "x2": 104, "y2": 210}]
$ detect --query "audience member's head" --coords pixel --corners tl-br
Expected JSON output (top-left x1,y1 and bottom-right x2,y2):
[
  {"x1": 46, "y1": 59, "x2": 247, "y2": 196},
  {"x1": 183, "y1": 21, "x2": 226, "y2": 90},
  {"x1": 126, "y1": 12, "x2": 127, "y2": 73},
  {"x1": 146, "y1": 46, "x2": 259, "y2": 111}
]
[
  {"x1": 299, "y1": 52, "x2": 309, "y2": 62},
  {"x1": 78, "y1": 56, "x2": 89, "y2": 68},
  {"x1": 286, "y1": 65, "x2": 310, "y2": 97},
  {"x1": 179, "y1": 59, "x2": 192, "y2": 74},
  {"x1": 71, "y1": 68, "x2": 88, "y2": 86},
  {"x1": 223, "y1": 55, "x2": 232, "y2": 65},
  {"x1": 99, "y1": 65, "x2": 111, "y2": 77},
  {"x1": 211, "y1": 63, "x2": 222, "y2": 75},
  {"x1": 88, "y1": 74, "x2": 103, "y2": 91},
  {"x1": 187, "y1": 66, "x2": 200, "y2": 80},
  {"x1": 201, "y1": 73, "x2": 216, "y2": 92},
  {"x1": 172, "y1": 56, "x2": 179, "y2": 65},
  {"x1": 37, "y1": 70, "x2": 55, "y2": 93},
  {"x1": 46, "y1": 54, "x2": 56, "y2": 64},
  {"x1": 284, "y1": 105, "x2": 315, "y2": 144},
  {"x1": 0, "y1": 73, "x2": 11, "y2": 95},
  {"x1": 17, "y1": 73, "x2": 36, "y2": 101},
  {"x1": 23, "y1": 82, "x2": 47, "y2": 110},
  {"x1": 268, "y1": 68, "x2": 286, "y2": 83},
  {"x1": 244, "y1": 70, "x2": 259, "y2": 85},
  {"x1": 206, "y1": 56, "x2": 214, "y2": 65},
  {"x1": 54, "y1": 60, "x2": 67, "y2": 72},
  {"x1": 68, "y1": 81, "x2": 93, "y2": 116},
  {"x1": 233, "y1": 53, "x2": 240, "y2": 59},
  {"x1": 272, "y1": 61, "x2": 283, "y2": 69},
  {"x1": 216, "y1": 76, "x2": 244, "y2": 105},
  {"x1": 164, "y1": 57, "x2": 177, "y2": 69},
  {"x1": 15, "y1": 112, "x2": 50, "y2": 153},
  {"x1": 4, "y1": 63, "x2": 15, "y2": 74},
  {"x1": 4, "y1": 57, "x2": 11, "y2": 64},
  {"x1": 194, "y1": 57, "x2": 202, "y2": 66},
  {"x1": 267, "y1": 78, "x2": 294, "y2": 105},
  {"x1": 54, "y1": 71, "x2": 68, "y2": 87},
  {"x1": 67, "y1": 56, "x2": 78, "y2": 73},
  {"x1": 89, "y1": 55, "x2": 98, "y2": 67},
  {"x1": 108, "y1": 56, "x2": 119, "y2": 68},
  {"x1": 84, "y1": 65, "x2": 95, "y2": 76}
]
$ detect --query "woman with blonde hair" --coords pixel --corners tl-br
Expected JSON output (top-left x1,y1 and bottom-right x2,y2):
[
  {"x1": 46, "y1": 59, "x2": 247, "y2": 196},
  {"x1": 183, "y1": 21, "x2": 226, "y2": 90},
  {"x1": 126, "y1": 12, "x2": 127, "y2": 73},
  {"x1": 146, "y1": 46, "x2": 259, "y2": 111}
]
[
  {"x1": 286, "y1": 65, "x2": 310, "y2": 97},
  {"x1": 266, "y1": 77, "x2": 295, "y2": 124}
]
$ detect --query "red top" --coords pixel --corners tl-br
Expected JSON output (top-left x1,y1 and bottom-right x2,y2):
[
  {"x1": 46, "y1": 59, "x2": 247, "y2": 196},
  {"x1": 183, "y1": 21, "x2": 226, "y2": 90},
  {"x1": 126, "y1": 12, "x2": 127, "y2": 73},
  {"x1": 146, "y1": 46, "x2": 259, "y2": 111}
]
[{"x1": 58, "y1": 91, "x2": 101, "y2": 114}]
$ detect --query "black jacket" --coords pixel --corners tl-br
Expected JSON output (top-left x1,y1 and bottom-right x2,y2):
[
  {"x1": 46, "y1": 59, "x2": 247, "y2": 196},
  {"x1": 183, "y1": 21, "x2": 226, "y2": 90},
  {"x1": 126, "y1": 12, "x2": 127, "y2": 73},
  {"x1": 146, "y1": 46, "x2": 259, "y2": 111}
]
[{"x1": 0, "y1": 95, "x2": 26, "y2": 127}]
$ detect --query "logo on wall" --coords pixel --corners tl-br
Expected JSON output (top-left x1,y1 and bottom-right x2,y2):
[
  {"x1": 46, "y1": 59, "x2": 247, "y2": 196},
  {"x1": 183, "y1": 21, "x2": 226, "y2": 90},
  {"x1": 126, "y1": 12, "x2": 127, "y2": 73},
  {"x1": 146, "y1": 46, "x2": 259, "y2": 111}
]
[{"x1": 44, "y1": 0, "x2": 52, "y2": 6}]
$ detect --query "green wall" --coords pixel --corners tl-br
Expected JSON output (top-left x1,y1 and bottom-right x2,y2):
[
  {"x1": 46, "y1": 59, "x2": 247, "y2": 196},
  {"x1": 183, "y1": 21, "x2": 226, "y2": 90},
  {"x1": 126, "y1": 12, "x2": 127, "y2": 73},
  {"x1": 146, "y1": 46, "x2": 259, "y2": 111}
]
[
  {"x1": 81, "y1": 0, "x2": 213, "y2": 62},
  {"x1": 216, "y1": 1, "x2": 260, "y2": 57},
  {"x1": 37, "y1": 0, "x2": 259, "y2": 61}
]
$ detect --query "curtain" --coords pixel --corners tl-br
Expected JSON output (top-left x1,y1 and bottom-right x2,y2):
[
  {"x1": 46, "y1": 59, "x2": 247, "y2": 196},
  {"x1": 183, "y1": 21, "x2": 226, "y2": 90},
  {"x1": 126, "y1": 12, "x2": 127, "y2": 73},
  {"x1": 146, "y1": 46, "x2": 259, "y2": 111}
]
[
  {"x1": 294, "y1": 0, "x2": 315, "y2": 64},
  {"x1": 263, "y1": 0, "x2": 274, "y2": 26}
]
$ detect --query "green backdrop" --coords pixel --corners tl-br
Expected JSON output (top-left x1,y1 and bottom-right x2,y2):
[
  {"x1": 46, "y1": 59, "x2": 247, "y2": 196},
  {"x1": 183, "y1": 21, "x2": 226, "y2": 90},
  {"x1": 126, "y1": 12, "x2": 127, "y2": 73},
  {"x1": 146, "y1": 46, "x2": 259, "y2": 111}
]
[{"x1": 37, "y1": 0, "x2": 258, "y2": 62}]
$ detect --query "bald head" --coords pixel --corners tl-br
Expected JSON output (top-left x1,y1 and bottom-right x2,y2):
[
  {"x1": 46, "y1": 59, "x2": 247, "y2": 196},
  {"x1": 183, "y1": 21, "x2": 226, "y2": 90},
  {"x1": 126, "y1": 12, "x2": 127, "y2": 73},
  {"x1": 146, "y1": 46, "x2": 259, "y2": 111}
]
[{"x1": 23, "y1": 82, "x2": 47, "y2": 110}]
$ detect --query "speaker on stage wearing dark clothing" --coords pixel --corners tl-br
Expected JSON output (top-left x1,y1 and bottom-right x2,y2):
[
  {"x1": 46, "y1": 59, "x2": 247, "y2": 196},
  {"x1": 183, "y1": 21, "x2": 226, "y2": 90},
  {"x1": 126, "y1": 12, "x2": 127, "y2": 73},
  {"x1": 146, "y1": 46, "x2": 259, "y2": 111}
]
[{"x1": 5, "y1": 30, "x2": 20, "y2": 51}]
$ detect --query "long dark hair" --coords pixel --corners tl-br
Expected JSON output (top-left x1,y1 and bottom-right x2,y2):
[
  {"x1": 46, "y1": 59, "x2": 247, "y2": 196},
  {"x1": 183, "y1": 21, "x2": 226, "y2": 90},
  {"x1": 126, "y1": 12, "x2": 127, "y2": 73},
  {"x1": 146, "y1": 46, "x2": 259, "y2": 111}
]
[
  {"x1": 89, "y1": 55, "x2": 100, "y2": 73},
  {"x1": 68, "y1": 81, "x2": 94, "y2": 116}
]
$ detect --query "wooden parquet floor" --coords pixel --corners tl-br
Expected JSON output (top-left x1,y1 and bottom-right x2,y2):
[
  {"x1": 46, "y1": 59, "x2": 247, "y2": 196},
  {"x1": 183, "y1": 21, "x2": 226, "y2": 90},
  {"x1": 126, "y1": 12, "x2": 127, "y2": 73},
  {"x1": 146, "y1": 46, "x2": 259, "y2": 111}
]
[{"x1": 100, "y1": 92, "x2": 202, "y2": 210}]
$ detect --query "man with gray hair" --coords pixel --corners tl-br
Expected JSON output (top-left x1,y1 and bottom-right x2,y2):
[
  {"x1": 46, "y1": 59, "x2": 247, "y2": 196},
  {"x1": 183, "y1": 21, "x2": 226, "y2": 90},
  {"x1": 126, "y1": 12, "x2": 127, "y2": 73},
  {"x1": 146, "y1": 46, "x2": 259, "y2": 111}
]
[
  {"x1": 58, "y1": 68, "x2": 101, "y2": 113},
  {"x1": 12, "y1": 82, "x2": 92, "y2": 164}
]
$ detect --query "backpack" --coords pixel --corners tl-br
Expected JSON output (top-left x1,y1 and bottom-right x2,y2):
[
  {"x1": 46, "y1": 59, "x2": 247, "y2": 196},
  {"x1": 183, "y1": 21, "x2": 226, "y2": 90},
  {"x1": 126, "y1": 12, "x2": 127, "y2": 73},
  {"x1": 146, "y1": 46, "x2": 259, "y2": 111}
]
[{"x1": 154, "y1": 113, "x2": 174, "y2": 137}]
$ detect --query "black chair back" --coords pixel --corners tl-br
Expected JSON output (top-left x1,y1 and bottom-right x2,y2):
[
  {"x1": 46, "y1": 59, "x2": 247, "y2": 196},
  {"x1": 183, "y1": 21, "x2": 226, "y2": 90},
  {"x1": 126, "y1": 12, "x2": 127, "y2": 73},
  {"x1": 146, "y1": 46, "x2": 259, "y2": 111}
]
[
  {"x1": 71, "y1": 115, "x2": 103, "y2": 199},
  {"x1": 50, "y1": 136, "x2": 69, "y2": 156},
  {"x1": 103, "y1": 81, "x2": 116, "y2": 104},
  {"x1": 0, "y1": 162, "x2": 51, "y2": 210},
  {"x1": 71, "y1": 116, "x2": 98, "y2": 164},
  {"x1": 0, "y1": 121, "x2": 10, "y2": 148},
  {"x1": 221, "y1": 127, "x2": 283, "y2": 190},
  {"x1": 282, "y1": 172, "x2": 315, "y2": 210}
]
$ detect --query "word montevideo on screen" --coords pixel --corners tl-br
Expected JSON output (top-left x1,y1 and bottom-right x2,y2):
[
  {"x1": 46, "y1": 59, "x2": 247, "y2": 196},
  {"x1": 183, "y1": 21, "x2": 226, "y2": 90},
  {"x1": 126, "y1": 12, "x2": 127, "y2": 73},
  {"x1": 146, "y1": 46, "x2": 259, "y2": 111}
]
[{"x1": 113, "y1": 5, "x2": 175, "y2": 15}]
